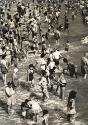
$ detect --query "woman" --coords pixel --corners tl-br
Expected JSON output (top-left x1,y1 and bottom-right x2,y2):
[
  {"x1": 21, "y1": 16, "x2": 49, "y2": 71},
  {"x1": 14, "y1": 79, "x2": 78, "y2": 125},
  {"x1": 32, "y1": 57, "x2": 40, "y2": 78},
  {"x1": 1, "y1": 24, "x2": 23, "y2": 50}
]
[
  {"x1": 5, "y1": 81, "x2": 16, "y2": 114},
  {"x1": 1, "y1": 54, "x2": 8, "y2": 86}
]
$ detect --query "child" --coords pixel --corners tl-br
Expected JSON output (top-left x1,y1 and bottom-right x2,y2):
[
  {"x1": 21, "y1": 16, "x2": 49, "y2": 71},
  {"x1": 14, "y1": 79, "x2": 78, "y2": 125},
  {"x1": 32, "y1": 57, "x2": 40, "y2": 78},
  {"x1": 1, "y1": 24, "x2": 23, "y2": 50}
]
[
  {"x1": 67, "y1": 90, "x2": 77, "y2": 123},
  {"x1": 21, "y1": 99, "x2": 30, "y2": 120},
  {"x1": 27, "y1": 64, "x2": 34, "y2": 88},
  {"x1": 65, "y1": 40, "x2": 70, "y2": 52}
]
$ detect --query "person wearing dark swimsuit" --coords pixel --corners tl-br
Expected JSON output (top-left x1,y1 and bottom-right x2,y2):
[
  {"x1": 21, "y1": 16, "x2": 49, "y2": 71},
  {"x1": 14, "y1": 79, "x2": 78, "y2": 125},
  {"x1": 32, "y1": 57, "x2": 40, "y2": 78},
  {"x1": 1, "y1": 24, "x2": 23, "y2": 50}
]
[{"x1": 27, "y1": 64, "x2": 34, "y2": 88}]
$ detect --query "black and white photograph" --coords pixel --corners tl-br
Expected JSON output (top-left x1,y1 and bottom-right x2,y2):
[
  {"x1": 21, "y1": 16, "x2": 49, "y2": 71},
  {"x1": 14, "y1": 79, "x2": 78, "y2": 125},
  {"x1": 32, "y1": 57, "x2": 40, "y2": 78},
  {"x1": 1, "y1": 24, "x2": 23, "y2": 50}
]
[{"x1": 0, "y1": 0, "x2": 88, "y2": 124}]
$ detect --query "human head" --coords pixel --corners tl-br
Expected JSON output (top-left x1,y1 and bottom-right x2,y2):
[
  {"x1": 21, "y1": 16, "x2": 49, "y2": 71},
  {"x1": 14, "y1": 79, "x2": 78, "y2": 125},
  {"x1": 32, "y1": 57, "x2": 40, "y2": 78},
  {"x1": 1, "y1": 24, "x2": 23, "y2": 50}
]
[
  {"x1": 25, "y1": 99, "x2": 30, "y2": 104},
  {"x1": 67, "y1": 40, "x2": 69, "y2": 43},
  {"x1": 7, "y1": 81, "x2": 13, "y2": 88},
  {"x1": 2, "y1": 54, "x2": 6, "y2": 59},
  {"x1": 68, "y1": 90, "x2": 77, "y2": 100},
  {"x1": 43, "y1": 109, "x2": 49, "y2": 116},
  {"x1": 29, "y1": 64, "x2": 34, "y2": 69}
]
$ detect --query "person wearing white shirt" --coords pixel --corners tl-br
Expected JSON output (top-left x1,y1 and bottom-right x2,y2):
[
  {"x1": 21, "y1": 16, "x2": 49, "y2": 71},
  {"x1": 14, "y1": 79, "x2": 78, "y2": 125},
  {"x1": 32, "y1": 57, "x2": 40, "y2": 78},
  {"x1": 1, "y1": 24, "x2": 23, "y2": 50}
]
[{"x1": 53, "y1": 49, "x2": 61, "y2": 66}]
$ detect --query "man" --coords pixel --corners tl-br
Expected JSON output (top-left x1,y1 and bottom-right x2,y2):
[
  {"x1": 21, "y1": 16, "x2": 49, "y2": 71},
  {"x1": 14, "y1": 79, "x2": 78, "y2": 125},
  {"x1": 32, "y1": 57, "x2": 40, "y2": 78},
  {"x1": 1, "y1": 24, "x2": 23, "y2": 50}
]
[
  {"x1": 54, "y1": 28, "x2": 60, "y2": 45},
  {"x1": 53, "y1": 49, "x2": 62, "y2": 66},
  {"x1": 58, "y1": 73, "x2": 67, "y2": 100},
  {"x1": 27, "y1": 64, "x2": 34, "y2": 88},
  {"x1": 40, "y1": 55, "x2": 47, "y2": 75},
  {"x1": 64, "y1": 18, "x2": 69, "y2": 32}
]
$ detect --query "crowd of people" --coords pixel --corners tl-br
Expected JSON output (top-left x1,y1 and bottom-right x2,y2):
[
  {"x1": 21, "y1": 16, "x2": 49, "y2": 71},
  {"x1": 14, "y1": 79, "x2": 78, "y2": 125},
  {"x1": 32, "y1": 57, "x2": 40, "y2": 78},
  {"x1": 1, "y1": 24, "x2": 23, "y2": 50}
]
[{"x1": 0, "y1": 0, "x2": 88, "y2": 124}]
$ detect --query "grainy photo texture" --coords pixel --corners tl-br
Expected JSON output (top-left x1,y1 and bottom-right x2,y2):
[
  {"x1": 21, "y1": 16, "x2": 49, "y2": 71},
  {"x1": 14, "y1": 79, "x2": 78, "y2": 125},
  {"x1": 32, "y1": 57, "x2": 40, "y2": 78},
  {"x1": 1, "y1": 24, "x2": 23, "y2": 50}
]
[{"x1": 0, "y1": 0, "x2": 88, "y2": 125}]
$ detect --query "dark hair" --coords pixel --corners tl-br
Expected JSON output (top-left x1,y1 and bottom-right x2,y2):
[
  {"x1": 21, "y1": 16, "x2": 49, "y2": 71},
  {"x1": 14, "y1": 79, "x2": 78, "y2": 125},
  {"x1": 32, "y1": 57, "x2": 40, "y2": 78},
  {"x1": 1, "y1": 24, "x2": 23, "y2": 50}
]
[
  {"x1": 10, "y1": 19, "x2": 13, "y2": 22},
  {"x1": 63, "y1": 58, "x2": 68, "y2": 64},
  {"x1": 25, "y1": 99, "x2": 30, "y2": 103},
  {"x1": 14, "y1": 64, "x2": 17, "y2": 68},
  {"x1": 43, "y1": 109, "x2": 48, "y2": 116},
  {"x1": 11, "y1": 80, "x2": 16, "y2": 89},
  {"x1": 5, "y1": 23, "x2": 8, "y2": 26},
  {"x1": 7, "y1": 81, "x2": 11, "y2": 86},
  {"x1": 29, "y1": 64, "x2": 34, "y2": 69},
  {"x1": 7, "y1": 9, "x2": 10, "y2": 11},
  {"x1": 1, "y1": 21, "x2": 3, "y2": 25},
  {"x1": 50, "y1": 51, "x2": 53, "y2": 53},
  {"x1": 41, "y1": 53, "x2": 45, "y2": 58},
  {"x1": 7, "y1": 81, "x2": 15, "y2": 88},
  {"x1": 2, "y1": 54, "x2": 6, "y2": 59},
  {"x1": 42, "y1": 34, "x2": 45, "y2": 37},
  {"x1": 9, "y1": 30, "x2": 12, "y2": 34},
  {"x1": 2, "y1": 46, "x2": 5, "y2": 51},
  {"x1": 67, "y1": 40, "x2": 69, "y2": 43},
  {"x1": 68, "y1": 90, "x2": 77, "y2": 100},
  {"x1": 57, "y1": 27, "x2": 59, "y2": 30},
  {"x1": 42, "y1": 70, "x2": 46, "y2": 76}
]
